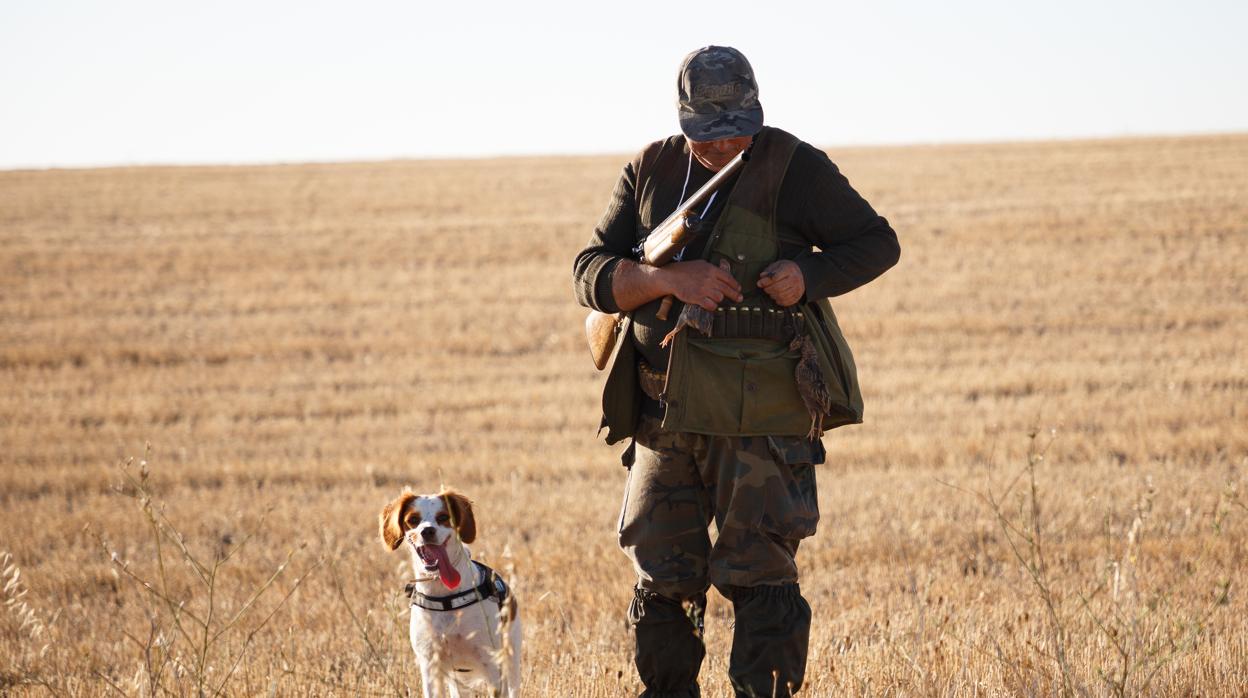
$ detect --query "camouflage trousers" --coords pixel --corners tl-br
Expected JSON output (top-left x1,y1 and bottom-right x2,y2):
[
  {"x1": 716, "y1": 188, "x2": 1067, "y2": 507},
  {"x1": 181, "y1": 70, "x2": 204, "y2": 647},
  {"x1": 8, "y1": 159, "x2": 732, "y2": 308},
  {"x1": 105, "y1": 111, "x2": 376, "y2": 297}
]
[{"x1": 619, "y1": 415, "x2": 822, "y2": 697}]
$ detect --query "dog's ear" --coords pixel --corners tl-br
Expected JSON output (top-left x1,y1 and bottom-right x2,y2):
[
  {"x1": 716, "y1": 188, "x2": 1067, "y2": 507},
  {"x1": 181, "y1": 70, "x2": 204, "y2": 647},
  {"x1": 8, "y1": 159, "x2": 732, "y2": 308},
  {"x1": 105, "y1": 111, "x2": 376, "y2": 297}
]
[
  {"x1": 440, "y1": 489, "x2": 476, "y2": 544},
  {"x1": 379, "y1": 492, "x2": 416, "y2": 551}
]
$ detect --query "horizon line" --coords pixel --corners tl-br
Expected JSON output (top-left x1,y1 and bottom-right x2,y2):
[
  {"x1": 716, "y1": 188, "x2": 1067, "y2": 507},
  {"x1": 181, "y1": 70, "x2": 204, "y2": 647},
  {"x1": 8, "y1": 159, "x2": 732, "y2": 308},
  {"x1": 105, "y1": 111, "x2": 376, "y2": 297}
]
[{"x1": 3, "y1": 127, "x2": 1245, "y2": 175}]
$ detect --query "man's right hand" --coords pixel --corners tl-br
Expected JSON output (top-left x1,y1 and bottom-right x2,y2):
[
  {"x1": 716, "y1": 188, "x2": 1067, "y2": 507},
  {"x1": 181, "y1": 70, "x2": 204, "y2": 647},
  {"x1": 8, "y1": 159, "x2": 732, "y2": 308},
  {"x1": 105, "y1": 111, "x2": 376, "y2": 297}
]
[{"x1": 661, "y1": 260, "x2": 743, "y2": 311}]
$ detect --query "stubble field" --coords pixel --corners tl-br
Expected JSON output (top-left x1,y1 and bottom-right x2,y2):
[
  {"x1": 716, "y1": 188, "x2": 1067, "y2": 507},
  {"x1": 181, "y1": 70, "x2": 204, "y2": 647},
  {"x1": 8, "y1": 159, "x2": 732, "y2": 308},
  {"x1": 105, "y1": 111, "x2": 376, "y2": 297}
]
[{"x1": 2, "y1": 133, "x2": 1246, "y2": 696}]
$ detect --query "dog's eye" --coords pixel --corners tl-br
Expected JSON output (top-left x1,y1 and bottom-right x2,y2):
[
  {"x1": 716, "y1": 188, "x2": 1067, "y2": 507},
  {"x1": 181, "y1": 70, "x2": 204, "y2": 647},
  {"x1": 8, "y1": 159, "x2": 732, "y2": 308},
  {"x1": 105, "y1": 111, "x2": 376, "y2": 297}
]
[{"x1": 436, "y1": 513, "x2": 450, "y2": 524}]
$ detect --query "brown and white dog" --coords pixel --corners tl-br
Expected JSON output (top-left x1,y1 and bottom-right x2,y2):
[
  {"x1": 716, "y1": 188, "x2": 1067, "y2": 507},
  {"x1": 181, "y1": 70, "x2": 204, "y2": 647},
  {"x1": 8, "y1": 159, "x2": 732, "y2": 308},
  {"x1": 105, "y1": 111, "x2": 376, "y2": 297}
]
[{"x1": 379, "y1": 489, "x2": 520, "y2": 698}]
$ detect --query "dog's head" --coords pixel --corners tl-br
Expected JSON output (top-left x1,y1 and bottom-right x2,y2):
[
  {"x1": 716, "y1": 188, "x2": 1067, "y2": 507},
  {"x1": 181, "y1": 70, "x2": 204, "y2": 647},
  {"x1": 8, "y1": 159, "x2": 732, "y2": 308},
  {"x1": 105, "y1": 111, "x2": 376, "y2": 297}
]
[{"x1": 379, "y1": 488, "x2": 477, "y2": 560}]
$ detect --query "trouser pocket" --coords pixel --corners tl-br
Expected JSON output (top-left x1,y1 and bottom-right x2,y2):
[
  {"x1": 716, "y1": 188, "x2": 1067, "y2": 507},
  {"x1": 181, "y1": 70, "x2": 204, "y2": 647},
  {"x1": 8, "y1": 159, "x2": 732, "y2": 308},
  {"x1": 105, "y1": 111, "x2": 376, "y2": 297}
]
[
  {"x1": 760, "y1": 435, "x2": 820, "y2": 540},
  {"x1": 706, "y1": 434, "x2": 820, "y2": 587},
  {"x1": 763, "y1": 462, "x2": 819, "y2": 540}
]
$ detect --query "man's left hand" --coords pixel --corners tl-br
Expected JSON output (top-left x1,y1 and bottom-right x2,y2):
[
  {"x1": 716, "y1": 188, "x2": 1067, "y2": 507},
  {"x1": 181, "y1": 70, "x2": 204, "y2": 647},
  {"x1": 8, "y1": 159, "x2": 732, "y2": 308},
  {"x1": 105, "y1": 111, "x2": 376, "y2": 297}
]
[{"x1": 757, "y1": 260, "x2": 805, "y2": 307}]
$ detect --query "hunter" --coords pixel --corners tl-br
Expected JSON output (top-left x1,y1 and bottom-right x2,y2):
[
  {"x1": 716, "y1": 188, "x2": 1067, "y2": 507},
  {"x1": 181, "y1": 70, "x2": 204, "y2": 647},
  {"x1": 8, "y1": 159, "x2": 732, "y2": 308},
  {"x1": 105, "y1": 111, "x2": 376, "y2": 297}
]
[{"x1": 572, "y1": 45, "x2": 900, "y2": 697}]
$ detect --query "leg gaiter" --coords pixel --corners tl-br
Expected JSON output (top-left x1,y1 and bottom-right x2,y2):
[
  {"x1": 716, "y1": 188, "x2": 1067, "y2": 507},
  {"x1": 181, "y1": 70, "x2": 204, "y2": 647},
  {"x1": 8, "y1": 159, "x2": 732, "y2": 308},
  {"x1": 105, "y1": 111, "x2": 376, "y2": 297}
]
[
  {"x1": 724, "y1": 583, "x2": 811, "y2": 697},
  {"x1": 629, "y1": 586, "x2": 706, "y2": 698}
]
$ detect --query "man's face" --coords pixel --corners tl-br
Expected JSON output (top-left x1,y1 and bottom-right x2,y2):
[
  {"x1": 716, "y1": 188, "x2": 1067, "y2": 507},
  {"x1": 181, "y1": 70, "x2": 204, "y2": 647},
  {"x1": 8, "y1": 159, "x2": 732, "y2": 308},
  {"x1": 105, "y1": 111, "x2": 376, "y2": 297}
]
[{"x1": 688, "y1": 135, "x2": 752, "y2": 172}]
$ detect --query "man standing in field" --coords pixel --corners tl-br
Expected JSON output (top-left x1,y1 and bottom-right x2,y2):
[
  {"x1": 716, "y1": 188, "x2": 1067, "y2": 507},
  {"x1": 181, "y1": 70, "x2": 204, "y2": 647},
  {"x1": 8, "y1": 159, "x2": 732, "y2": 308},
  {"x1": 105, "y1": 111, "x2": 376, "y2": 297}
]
[{"x1": 572, "y1": 46, "x2": 899, "y2": 697}]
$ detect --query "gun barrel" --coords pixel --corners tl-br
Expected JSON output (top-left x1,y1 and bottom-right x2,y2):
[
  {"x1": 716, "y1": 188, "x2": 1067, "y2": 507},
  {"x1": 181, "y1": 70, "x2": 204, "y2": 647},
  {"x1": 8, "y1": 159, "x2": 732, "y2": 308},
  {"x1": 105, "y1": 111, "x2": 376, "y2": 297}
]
[
  {"x1": 642, "y1": 215, "x2": 691, "y2": 267},
  {"x1": 641, "y1": 148, "x2": 749, "y2": 265}
]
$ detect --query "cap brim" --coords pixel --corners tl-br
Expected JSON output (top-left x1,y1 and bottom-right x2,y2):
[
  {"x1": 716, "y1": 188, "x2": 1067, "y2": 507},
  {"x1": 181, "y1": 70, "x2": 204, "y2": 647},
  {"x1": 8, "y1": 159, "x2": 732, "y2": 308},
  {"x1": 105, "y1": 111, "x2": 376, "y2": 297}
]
[{"x1": 679, "y1": 106, "x2": 764, "y2": 142}]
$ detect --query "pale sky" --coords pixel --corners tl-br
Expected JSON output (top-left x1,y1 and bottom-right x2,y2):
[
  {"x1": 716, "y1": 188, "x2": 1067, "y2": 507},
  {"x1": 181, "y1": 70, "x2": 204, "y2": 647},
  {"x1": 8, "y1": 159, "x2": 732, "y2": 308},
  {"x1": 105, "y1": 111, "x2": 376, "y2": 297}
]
[{"x1": 2, "y1": 0, "x2": 1246, "y2": 169}]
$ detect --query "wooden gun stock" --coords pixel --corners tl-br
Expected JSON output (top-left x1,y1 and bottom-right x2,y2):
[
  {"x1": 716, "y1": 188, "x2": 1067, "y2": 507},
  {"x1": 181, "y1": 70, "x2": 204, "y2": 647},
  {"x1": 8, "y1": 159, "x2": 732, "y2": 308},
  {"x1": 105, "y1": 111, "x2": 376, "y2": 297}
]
[
  {"x1": 656, "y1": 296, "x2": 675, "y2": 321},
  {"x1": 585, "y1": 310, "x2": 622, "y2": 371}
]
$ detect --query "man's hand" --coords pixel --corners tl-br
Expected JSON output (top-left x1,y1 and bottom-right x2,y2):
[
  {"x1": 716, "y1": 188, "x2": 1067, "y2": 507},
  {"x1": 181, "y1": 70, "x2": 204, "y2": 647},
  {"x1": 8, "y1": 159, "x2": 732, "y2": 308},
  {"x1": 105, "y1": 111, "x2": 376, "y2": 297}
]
[
  {"x1": 757, "y1": 260, "x2": 805, "y2": 307},
  {"x1": 662, "y1": 260, "x2": 744, "y2": 311}
]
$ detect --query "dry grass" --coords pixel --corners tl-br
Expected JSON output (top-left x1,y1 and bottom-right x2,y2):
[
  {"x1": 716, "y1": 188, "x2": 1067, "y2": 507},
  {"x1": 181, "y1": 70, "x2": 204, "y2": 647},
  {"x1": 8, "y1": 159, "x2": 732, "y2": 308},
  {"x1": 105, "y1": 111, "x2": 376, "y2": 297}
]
[{"x1": 1, "y1": 133, "x2": 1246, "y2": 696}]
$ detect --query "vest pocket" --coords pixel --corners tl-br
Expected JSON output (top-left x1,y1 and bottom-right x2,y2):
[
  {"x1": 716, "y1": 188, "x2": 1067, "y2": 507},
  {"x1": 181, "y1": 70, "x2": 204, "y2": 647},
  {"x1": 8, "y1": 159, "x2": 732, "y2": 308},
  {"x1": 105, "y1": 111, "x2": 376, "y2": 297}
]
[
  {"x1": 740, "y1": 344, "x2": 807, "y2": 436},
  {"x1": 666, "y1": 337, "x2": 746, "y2": 434},
  {"x1": 664, "y1": 337, "x2": 810, "y2": 437},
  {"x1": 709, "y1": 208, "x2": 777, "y2": 289}
]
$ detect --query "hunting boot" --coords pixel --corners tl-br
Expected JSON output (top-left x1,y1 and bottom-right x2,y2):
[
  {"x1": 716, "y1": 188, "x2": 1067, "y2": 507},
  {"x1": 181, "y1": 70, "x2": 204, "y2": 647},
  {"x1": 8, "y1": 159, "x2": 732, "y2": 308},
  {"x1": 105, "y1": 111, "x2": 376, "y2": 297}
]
[
  {"x1": 724, "y1": 583, "x2": 811, "y2": 697},
  {"x1": 629, "y1": 586, "x2": 707, "y2": 697}
]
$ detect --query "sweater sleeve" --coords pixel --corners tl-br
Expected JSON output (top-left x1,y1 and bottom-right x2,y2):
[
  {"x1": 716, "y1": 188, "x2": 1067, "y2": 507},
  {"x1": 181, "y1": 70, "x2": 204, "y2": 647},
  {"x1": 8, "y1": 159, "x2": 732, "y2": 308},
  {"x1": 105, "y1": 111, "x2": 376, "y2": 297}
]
[
  {"x1": 779, "y1": 144, "x2": 900, "y2": 300},
  {"x1": 572, "y1": 159, "x2": 639, "y2": 314}
]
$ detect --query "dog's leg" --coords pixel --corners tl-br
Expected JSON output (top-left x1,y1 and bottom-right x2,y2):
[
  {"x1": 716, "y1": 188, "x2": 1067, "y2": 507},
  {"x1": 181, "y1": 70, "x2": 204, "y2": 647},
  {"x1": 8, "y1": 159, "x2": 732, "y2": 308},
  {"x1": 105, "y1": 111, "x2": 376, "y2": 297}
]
[
  {"x1": 417, "y1": 651, "x2": 462, "y2": 698},
  {"x1": 417, "y1": 658, "x2": 441, "y2": 698}
]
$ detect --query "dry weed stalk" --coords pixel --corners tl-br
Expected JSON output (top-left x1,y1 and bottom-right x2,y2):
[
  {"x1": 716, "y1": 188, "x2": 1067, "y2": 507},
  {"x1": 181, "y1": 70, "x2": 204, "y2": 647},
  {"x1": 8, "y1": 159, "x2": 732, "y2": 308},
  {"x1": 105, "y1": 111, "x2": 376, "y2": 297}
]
[
  {"x1": 94, "y1": 448, "x2": 323, "y2": 697},
  {"x1": 491, "y1": 544, "x2": 521, "y2": 697},
  {"x1": 954, "y1": 430, "x2": 1236, "y2": 697},
  {"x1": 2, "y1": 551, "x2": 60, "y2": 693},
  {"x1": 1077, "y1": 478, "x2": 1233, "y2": 697},
  {"x1": 323, "y1": 543, "x2": 408, "y2": 698}
]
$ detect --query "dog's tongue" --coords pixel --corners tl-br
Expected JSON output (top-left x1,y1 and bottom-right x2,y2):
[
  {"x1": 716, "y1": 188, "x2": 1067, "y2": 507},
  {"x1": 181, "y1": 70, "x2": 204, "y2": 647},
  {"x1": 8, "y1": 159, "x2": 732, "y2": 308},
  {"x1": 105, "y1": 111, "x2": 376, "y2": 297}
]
[{"x1": 426, "y1": 545, "x2": 460, "y2": 590}]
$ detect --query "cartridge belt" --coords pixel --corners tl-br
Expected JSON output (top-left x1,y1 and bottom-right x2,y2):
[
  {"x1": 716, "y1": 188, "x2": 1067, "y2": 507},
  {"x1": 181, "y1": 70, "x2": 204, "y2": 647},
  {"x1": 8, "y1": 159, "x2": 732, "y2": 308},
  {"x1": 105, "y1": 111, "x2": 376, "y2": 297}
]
[
  {"x1": 637, "y1": 360, "x2": 667, "y2": 402},
  {"x1": 710, "y1": 305, "x2": 805, "y2": 343}
]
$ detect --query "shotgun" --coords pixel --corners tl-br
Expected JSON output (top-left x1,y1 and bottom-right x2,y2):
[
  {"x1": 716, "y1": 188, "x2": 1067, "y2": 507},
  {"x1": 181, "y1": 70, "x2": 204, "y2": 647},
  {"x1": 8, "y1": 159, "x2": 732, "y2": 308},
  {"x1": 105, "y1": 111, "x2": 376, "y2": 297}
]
[{"x1": 585, "y1": 147, "x2": 750, "y2": 370}]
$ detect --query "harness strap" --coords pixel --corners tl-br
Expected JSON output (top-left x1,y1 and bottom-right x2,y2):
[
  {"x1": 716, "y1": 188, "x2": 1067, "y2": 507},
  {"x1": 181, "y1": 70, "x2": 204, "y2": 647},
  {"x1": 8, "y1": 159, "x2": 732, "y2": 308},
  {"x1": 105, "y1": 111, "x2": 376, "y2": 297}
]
[{"x1": 405, "y1": 561, "x2": 510, "y2": 613}]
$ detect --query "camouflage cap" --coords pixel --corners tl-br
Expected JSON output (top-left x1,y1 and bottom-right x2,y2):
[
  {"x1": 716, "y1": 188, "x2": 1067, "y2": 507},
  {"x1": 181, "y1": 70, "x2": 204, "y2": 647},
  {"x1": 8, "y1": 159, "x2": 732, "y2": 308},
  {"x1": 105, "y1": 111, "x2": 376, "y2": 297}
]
[{"x1": 676, "y1": 46, "x2": 764, "y2": 142}]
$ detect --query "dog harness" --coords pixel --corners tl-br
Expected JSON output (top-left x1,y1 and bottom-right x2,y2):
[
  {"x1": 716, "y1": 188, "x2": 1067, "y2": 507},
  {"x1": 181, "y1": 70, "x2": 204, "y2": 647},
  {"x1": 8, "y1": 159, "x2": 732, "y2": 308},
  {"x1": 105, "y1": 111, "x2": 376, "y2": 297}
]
[{"x1": 405, "y1": 561, "x2": 511, "y2": 612}]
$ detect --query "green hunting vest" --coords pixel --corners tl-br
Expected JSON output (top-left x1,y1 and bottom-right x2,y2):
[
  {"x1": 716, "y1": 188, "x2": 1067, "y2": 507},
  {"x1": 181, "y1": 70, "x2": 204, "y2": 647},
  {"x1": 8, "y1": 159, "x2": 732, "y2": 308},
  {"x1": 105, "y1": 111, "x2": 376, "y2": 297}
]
[{"x1": 600, "y1": 127, "x2": 863, "y2": 444}]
